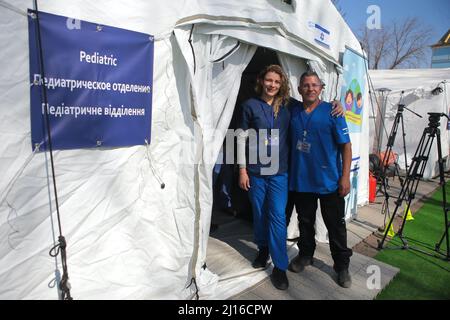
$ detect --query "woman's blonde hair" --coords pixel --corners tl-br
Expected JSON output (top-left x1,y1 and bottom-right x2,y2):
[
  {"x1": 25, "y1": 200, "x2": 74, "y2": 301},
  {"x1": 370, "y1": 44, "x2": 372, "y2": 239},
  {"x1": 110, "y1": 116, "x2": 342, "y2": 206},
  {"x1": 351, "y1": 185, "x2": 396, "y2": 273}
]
[{"x1": 255, "y1": 64, "x2": 290, "y2": 118}]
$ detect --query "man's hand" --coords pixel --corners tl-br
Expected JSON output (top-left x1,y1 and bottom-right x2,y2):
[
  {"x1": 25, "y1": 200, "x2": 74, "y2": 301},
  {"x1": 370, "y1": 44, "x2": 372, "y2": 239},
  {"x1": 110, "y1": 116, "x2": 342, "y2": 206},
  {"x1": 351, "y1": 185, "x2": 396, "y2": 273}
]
[
  {"x1": 239, "y1": 168, "x2": 251, "y2": 191},
  {"x1": 338, "y1": 176, "x2": 350, "y2": 197},
  {"x1": 331, "y1": 100, "x2": 345, "y2": 117},
  {"x1": 339, "y1": 142, "x2": 352, "y2": 197}
]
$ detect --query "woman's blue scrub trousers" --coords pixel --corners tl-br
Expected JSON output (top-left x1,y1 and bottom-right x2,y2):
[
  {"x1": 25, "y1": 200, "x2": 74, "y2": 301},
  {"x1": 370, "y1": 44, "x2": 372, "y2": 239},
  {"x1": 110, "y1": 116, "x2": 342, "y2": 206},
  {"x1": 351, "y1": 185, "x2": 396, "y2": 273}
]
[{"x1": 248, "y1": 173, "x2": 288, "y2": 270}]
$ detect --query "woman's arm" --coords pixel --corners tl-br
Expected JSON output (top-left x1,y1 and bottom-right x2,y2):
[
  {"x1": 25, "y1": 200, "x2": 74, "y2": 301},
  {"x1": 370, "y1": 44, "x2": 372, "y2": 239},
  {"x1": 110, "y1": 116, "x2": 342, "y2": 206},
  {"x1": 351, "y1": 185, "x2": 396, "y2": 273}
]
[{"x1": 237, "y1": 129, "x2": 250, "y2": 191}]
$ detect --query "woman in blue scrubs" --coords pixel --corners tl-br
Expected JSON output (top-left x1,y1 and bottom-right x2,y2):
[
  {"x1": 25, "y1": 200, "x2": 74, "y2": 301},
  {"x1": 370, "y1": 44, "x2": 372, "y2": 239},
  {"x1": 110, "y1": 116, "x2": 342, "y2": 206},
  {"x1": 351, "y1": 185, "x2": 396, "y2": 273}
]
[{"x1": 237, "y1": 64, "x2": 291, "y2": 290}]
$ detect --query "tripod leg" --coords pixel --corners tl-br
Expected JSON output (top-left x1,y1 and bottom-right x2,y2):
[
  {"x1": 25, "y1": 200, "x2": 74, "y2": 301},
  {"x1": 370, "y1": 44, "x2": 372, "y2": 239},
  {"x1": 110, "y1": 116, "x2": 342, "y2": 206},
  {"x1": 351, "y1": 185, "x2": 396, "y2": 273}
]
[
  {"x1": 435, "y1": 216, "x2": 450, "y2": 253},
  {"x1": 379, "y1": 114, "x2": 400, "y2": 181},
  {"x1": 393, "y1": 162, "x2": 403, "y2": 184},
  {"x1": 377, "y1": 113, "x2": 400, "y2": 199},
  {"x1": 378, "y1": 128, "x2": 430, "y2": 249},
  {"x1": 378, "y1": 160, "x2": 418, "y2": 249},
  {"x1": 379, "y1": 191, "x2": 390, "y2": 231},
  {"x1": 398, "y1": 133, "x2": 435, "y2": 239},
  {"x1": 433, "y1": 129, "x2": 450, "y2": 259},
  {"x1": 401, "y1": 113, "x2": 408, "y2": 174}
]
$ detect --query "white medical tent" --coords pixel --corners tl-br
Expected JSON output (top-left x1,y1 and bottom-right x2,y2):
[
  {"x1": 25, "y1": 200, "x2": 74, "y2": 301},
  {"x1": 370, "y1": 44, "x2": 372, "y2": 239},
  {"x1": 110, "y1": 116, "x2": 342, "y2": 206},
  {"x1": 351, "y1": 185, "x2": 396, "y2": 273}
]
[
  {"x1": 0, "y1": 0, "x2": 369, "y2": 299},
  {"x1": 368, "y1": 68, "x2": 450, "y2": 179}
]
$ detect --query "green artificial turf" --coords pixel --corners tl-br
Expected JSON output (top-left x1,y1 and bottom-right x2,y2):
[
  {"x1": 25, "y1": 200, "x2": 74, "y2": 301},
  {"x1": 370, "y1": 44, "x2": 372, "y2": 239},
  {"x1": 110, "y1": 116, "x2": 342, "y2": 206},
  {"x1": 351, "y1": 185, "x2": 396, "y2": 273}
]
[{"x1": 375, "y1": 181, "x2": 450, "y2": 300}]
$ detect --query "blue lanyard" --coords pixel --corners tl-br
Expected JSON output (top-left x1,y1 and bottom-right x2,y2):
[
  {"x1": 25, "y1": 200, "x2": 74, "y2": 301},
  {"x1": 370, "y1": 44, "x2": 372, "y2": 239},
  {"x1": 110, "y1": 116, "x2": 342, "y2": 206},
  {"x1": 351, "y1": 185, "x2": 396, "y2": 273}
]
[
  {"x1": 299, "y1": 101, "x2": 321, "y2": 139},
  {"x1": 299, "y1": 109, "x2": 315, "y2": 140},
  {"x1": 260, "y1": 102, "x2": 274, "y2": 133}
]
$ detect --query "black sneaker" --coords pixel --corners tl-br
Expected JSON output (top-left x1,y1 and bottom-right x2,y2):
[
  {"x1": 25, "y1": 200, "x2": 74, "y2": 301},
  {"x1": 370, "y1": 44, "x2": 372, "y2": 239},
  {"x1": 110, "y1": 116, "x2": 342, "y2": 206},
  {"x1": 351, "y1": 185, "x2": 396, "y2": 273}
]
[
  {"x1": 288, "y1": 255, "x2": 313, "y2": 273},
  {"x1": 252, "y1": 247, "x2": 269, "y2": 268},
  {"x1": 337, "y1": 269, "x2": 352, "y2": 288},
  {"x1": 270, "y1": 267, "x2": 289, "y2": 290}
]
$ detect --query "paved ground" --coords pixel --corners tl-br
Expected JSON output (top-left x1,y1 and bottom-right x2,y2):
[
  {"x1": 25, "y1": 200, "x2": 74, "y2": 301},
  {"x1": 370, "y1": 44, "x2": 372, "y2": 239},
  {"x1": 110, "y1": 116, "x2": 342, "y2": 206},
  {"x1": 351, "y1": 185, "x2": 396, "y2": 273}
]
[
  {"x1": 208, "y1": 174, "x2": 442, "y2": 300},
  {"x1": 230, "y1": 245, "x2": 398, "y2": 300}
]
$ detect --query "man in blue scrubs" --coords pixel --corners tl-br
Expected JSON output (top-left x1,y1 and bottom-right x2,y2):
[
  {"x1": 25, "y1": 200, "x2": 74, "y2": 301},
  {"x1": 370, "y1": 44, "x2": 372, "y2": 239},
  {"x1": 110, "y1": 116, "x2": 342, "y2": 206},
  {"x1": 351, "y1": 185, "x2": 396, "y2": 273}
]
[{"x1": 288, "y1": 71, "x2": 353, "y2": 288}]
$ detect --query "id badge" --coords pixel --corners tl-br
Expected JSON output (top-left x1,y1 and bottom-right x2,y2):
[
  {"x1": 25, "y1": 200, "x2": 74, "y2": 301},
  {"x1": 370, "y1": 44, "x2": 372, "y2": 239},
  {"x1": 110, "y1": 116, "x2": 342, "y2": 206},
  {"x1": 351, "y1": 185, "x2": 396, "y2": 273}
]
[{"x1": 296, "y1": 139, "x2": 311, "y2": 153}]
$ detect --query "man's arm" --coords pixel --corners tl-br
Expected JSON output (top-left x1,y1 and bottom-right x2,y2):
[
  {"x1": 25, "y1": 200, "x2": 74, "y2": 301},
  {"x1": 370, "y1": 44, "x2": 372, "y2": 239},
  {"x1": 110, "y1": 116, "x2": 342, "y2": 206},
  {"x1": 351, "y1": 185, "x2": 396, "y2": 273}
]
[{"x1": 339, "y1": 142, "x2": 352, "y2": 197}]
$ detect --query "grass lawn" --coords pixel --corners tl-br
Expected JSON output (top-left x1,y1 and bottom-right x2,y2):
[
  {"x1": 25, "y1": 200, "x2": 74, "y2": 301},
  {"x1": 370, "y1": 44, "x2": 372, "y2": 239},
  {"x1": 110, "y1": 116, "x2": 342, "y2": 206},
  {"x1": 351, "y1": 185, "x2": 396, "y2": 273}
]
[{"x1": 375, "y1": 181, "x2": 450, "y2": 300}]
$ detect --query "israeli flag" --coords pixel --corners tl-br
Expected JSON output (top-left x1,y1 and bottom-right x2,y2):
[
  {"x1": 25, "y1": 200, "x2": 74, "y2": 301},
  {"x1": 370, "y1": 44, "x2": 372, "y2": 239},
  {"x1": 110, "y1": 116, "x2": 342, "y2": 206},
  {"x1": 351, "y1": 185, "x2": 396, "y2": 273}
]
[{"x1": 314, "y1": 23, "x2": 330, "y2": 48}]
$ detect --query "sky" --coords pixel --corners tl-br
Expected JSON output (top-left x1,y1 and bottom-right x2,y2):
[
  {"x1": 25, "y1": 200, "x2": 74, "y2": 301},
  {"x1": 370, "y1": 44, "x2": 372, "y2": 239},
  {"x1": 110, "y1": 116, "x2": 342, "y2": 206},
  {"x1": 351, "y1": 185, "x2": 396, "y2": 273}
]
[
  {"x1": 336, "y1": 0, "x2": 450, "y2": 67},
  {"x1": 338, "y1": 0, "x2": 449, "y2": 41}
]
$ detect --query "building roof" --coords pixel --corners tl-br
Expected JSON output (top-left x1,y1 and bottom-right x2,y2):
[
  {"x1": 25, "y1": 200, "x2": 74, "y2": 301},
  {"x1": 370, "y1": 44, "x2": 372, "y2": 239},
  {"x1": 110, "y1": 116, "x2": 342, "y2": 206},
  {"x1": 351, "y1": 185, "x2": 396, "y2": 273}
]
[{"x1": 431, "y1": 29, "x2": 450, "y2": 48}]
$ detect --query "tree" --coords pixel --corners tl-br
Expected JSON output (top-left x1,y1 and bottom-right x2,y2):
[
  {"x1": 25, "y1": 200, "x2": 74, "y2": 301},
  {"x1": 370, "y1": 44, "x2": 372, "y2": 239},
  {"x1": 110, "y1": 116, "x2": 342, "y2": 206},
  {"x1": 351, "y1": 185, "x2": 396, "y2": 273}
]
[{"x1": 359, "y1": 17, "x2": 433, "y2": 69}]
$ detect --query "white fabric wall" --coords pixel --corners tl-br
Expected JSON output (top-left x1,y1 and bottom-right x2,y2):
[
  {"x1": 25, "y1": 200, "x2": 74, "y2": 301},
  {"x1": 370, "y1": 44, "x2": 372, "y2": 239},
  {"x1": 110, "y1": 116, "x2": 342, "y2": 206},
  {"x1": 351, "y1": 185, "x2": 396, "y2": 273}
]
[{"x1": 0, "y1": 10, "x2": 198, "y2": 298}]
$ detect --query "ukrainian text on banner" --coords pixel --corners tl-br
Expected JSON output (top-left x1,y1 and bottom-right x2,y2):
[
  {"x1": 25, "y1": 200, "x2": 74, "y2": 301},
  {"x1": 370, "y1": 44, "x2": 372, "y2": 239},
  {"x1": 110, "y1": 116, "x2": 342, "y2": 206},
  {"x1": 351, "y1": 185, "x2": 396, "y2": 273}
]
[
  {"x1": 340, "y1": 48, "x2": 367, "y2": 133},
  {"x1": 28, "y1": 10, "x2": 154, "y2": 151}
]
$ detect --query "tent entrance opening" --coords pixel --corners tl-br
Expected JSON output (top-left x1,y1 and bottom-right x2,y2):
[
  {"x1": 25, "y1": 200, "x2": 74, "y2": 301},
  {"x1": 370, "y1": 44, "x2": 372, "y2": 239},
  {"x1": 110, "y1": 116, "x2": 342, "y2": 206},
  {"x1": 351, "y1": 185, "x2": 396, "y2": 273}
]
[{"x1": 211, "y1": 47, "x2": 280, "y2": 228}]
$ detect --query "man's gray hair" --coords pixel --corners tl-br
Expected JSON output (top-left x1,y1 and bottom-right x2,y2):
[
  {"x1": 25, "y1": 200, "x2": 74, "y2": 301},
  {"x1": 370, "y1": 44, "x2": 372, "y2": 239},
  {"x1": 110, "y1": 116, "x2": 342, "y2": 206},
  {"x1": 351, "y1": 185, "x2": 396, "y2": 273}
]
[{"x1": 299, "y1": 70, "x2": 324, "y2": 87}]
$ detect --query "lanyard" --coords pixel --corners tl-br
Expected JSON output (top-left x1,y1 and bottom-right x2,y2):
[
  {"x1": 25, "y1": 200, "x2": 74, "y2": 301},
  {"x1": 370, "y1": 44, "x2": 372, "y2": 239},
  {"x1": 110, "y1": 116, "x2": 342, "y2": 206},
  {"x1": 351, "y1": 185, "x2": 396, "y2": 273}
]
[
  {"x1": 259, "y1": 102, "x2": 274, "y2": 134},
  {"x1": 299, "y1": 101, "x2": 320, "y2": 140}
]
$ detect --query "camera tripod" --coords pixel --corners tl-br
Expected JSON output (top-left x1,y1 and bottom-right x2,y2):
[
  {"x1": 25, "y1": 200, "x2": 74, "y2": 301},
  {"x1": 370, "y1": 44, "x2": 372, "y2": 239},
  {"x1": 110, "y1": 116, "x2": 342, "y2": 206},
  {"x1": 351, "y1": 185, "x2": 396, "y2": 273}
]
[
  {"x1": 377, "y1": 112, "x2": 450, "y2": 261},
  {"x1": 377, "y1": 98, "x2": 422, "y2": 230}
]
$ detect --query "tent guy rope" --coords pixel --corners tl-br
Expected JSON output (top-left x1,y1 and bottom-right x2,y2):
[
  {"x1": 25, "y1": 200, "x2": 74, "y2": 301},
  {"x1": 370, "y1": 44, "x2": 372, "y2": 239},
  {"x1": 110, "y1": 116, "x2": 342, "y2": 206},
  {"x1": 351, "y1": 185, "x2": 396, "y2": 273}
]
[{"x1": 32, "y1": 0, "x2": 72, "y2": 300}]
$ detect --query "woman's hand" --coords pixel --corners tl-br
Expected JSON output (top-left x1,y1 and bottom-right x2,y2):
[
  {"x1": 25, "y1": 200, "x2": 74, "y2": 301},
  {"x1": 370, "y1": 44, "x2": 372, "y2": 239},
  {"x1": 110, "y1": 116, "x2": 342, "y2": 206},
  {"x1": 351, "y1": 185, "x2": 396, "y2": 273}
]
[
  {"x1": 239, "y1": 168, "x2": 251, "y2": 191},
  {"x1": 331, "y1": 100, "x2": 345, "y2": 117}
]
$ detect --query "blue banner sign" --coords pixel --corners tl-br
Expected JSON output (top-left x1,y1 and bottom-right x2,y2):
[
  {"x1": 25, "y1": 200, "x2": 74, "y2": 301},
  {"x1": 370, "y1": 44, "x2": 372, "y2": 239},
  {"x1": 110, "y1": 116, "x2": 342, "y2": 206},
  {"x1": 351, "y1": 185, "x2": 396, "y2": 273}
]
[{"x1": 28, "y1": 10, "x2": 154, "y2": 151}]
